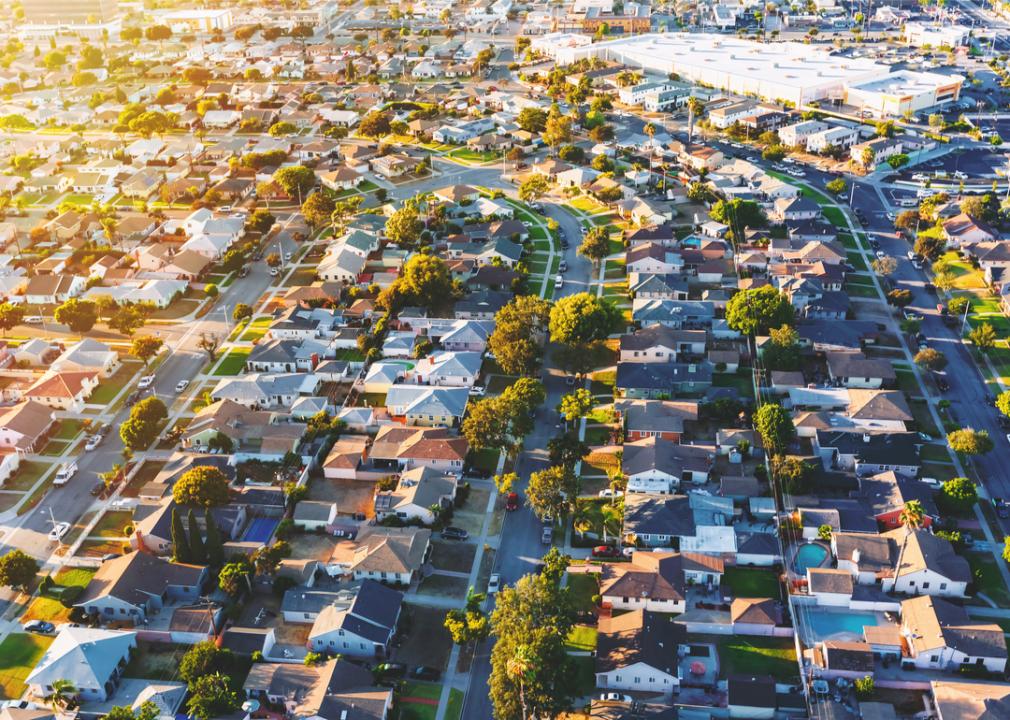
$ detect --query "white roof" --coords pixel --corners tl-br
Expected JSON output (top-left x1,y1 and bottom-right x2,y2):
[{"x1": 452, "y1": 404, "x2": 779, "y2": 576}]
[{"x1": 26, "y1": 627, "x2": 136, "y2": 690}]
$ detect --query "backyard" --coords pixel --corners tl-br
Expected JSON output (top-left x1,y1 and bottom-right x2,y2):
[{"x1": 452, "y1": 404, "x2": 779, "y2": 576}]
[
  {"x1": 0, "y1": 633, "x2": 53, "y2": 699},
  {"x1": 723, "y1": 566, "x2": 781, "y2": 599},
  {"x1": 717, "y1": 636, "x2": 799, "y2": 681}
]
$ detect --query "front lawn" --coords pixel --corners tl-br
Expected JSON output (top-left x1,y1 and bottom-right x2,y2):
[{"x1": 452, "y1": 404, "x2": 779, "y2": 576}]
[
  {"x1": 445, "y1": 689, "x2": 464, "y2": 720},
  {"x1": 566, "y1": 624, "x2": 598, "y2": 652},
  {"x1": 966, "y1": 552, "x2": 1010, "y2": 606},
  {"x1": 5, "y1": 461, "x2": 50, "y2": 492},
  {"x1": 718, "y1": 636, "x2": 798, "y2": 680},
  {"x1": 466, "y1": 448, "x2": 500, "y2": 475},
  {"x1": 53, "y1": 419, "x2": 84, "y2": 441},
  {"x1": 0, "y1": 634, "x2": 53, "y2": 699},
  {"x1": 723, "y1": 566, "x2": 781, "y2": 599},
  {"x1": 567, "y1": 573, "x2": 599, "y2": 614},
  {"x1": 92, "y1": 510, "x2": 134, "y2": 538},
  {"x1": 238, "y1": 316, "x2": 273, "y2": 342},
  {"x1": 212, "y1": 348, "x2": 250, "y2": 376},
  {"x1": 90, "y1": 363, "x2": 138, "y2": 405}
]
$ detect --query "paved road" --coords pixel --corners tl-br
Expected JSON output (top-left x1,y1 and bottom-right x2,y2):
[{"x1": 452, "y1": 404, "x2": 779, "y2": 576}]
[{"x1": 460, "y1": 202, "x2": 592, "y2": 720}]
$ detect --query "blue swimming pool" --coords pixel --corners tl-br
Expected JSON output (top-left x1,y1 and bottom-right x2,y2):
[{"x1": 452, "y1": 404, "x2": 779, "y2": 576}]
[
  {"x1": 793, "y1": 542, "x2": 829, "y2": 574},
  {"x1": 805, "y1": 610, "x2": 881, "y2": 642},
  {"x1": 242, "y1": 517, "x2": 279, "y2": 543}
]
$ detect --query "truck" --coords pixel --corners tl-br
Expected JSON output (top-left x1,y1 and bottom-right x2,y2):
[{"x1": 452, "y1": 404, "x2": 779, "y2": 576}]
[{"x1": 53, "y1": 462, "x2": 78, "y2": 486}]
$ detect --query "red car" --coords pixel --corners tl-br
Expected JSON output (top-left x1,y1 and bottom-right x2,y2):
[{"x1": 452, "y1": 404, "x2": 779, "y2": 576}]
[
  {"x1": 505, "y1": 492, "x2": 520, "y2": 511},
  {"x1": 591, "y1": 545, "x2": 620, "y2": 558}
]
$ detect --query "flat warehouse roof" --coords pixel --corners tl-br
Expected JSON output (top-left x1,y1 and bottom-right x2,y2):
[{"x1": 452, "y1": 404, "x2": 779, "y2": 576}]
[
  {"x1": 572, "y1": 33, "x2": 888, "y2": 91},
  {"x1": 848, "y1": 70, "x2": 959, "y2": 95}
]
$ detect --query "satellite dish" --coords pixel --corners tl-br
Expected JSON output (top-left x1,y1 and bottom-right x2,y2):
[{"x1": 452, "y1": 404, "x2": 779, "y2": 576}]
[{"x1": 242, "y1": 700, "x2": 260, "y2": 713}]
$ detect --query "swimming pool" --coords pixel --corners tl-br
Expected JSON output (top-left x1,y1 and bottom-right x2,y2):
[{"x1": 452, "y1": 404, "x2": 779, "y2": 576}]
[
  {"x1": 242, "y1": 517, "x2": 279, "y2": 543},
  {"x1": 793, "y1": 542, "x2": 829, "y2": 574},
  {"x1": 805, "y1": 610, "x2": 881, "y2": 642}
]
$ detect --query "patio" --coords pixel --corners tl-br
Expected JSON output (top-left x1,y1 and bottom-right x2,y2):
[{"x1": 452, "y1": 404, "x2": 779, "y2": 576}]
[{"x1": 678, "y1": 643, "x2": 719, "y2": 687}]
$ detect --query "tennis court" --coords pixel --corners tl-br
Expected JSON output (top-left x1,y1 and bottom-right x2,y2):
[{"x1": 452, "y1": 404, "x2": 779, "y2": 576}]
[{"x1": 242, "y1": 518, "x2": 279, "y2": 543}]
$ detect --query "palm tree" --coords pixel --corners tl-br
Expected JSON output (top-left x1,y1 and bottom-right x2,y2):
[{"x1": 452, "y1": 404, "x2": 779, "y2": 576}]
[
  {"x1": 894, "y1": 500, "x2": 926, "y2": 591},
  {"x1": 48, "y1": 679, "x2": 77, "y2": 710},
  {"x1": 506, "y1": 645, "x2": 535, "y2": 720},
  {"x1": 687, "y1": 96, "x2": 705, "y2": 144},
  {"x1": 601, "y1": 503, "x2": 622, "y2": 546},
  {"x1": 573, "y1": 514, "x2": 591, "y2": 540}
]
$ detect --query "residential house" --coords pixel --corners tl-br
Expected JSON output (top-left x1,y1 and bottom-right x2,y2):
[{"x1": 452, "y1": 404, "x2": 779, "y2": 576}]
[
  {"x1": 24, "y1": 371, "x2": 99, "y2": 412},
  {"x1": 307, "y1": 580, "x2": 402, "y2": 658},
  {"x1": 244, "y1": 659, "x2": 391, "y2": 720},
  {"x1": 825, "y1": 351, "x2": 896, "y2": 389},
  {"x1": 619, "y1": 324, "x2": 707, "y2": 364},
  {"x1": 26, "y1": 627, "x2": 137, "y2": 703},
  {"x1": 411, "y1": 351, "x2": 482, "y2": 387},
  {"x1": 384, "y1": 385, "x2": 469, "y2": 427},
  {"x1": 322, "y1": 435, "x2": 371, "y2": 480},
  {"x1": 336, "y1": 526, "x2": 431, "y2": 585},
  {"x1": 622, "y1": 436, "x2": 713, "y2": 493},
  {"x1": 0, "y1": 400, "x2": 54, "y2": 455},
  {"x1": 900, "y1": 595, "x2": 1007, "y2": 673},
  {"x1": 292, "y1": 501, "x2": 337, "y2": 532},
  {"x1": 373, "y1": 466, "x2": 457, "y2": 525},
  {"x1": 595, "y1": 610, "x2": 682, "y2": 698},
  {"x1": 615, "y1": 362, "x2": 714, "y2": 399},
  {"x1": 368, "y1": 425, "x2": 468, "y2": 474},
  {"x1": 50, "y1": 338, "x2": 120, "y2": 378},
  {"x1": 881, "y1": 527, "x2": 970, "y2": 598},
  {"x1": 614, "y1": 399, "x2": 699, "y2": 442}
]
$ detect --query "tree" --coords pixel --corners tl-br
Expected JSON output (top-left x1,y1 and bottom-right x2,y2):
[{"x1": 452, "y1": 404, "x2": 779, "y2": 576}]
[
  {"x1": 854, "y1": 675, "x2": 874, "y2": 699},
  {"x1": 914, "y1": 347, "x2": 947, "y2": 371},
  {"x1": 247, "y1": 209, "x2": 276, "y2": 233},
  {"x1": 462, "y1": 396, "x2": 510, "y2": 451},
  {"x1": 41, "y1": 50, "x2": 66, "y2": 70},
  {"x1": 495, "y1": 472, "x2": 518, "y2": 497},
  {"x1": 558, "y1": 388, "x2": 592, "y2": 424},
  {"x1": 132, "y1": 396, "x2": 167, "y2": 425},
  {"x1": 394, "y1": 253, "x2": 453, "y2": 309},
  {"x1": 577, "y1": 226, "x2": 610, "y2": 269},
  {"x1": 182, "y1": 66, "x2": 211, "y2": 84},
  {"x1": 384, "y1": 204, "x2": 423, "y2": 247},
  {"x1": 268, "y1": 121, "x2": 296, "y2": 137},
  {"x1": 252, "y1": 541, "x2": 291, "y2": 576},
  {"x1": 218, "y1": 558, "x2": 252, "y2": 597},
  {"x1": 0, "y1": 302, "x2": 24, "y2": 335},
  {"x1": 54, "y1": 298, "x2": 98, "y2": 335},
  {"x1": 547, "y1": 432, "x2": 589, "y2": 469},
  {"x1": 871, "y1": 256, "x2": 897, "y2": 276},
  {"x1": 119, "y1": 396, "x2": 165, "y2": 451},
  {"x1": 826, "y1": 177, "x2": 847, "y2": 195},
  {"x1": 518, "y1": 175, "x2": 550, "y2": 203},
  {"x1": 232, "y1": 304, "x2": 253, "y2": 323},
  {"x1": 173, "y1": 466, "x2": 230, "y2": 507},
  {"x1": 709, "y1": 198, "x2": 766, "y2": 229},
  {"x1": 488, "y1": 296, "x2": 551, "y2": 377},
  {"x1": 762, "y1": 324, "x2": 801, "y2": 372},
  {"x1": 186, "y1": 673, "x2": 239, "y2": 720},
  {"x1": 773, "y1": 456, "x2": 813, "y2": 495},
  {"x1": 887, "y1": 289, "x2": 913, "y2": 308},
  {"x1": 48, "y1": 680, "x2": 77, "y2": 710},
  {"x1": 301, "y1": 192, "x2": 335, "y2": 228},
  {"x1": 187, "y1": 508, "x2": 206, "y2": 564},
  {"x1": 969, "y1": 322, "x2": 997, "y2": 352},
  {"x1": 948, "y1": 296, "x2": 970, "y2": 316},
  {"x1": 109, "y1": 304, "x2": 149, "y2": 336},
  {"x1": 273, "y1": 165, "x2": 315, "y2": 203},
  {"x1": 171, "y1": 508, "x2": 191, "y2": 563},
  {"x1": 0, "y1": 549, "x2": 38, "y2": 590},
  {"x1": 266, "y1": 253, "x2": 281, "y2": 269},
  {"x1": 997, "y1": 390, "x2": 1010, "y2": 419},
  {"x1": 947, "y1": 428, "x2": 994, "y2": 455},
  {"x1": 526, "y1": 465, "x2": 579, "y2": 520},
  {"x1": 205, "y1": 510, "x2": 224, "y2": 566},
  {"x1": 105, "y1": 702, "x2": 159, "y2": 720},
  {"x1": 198, "y1": 333, "x2": 220, "y2": 361},
  {"x1": 726, "y1": 286, "x2": 794, "y2": 335},
  {"x1": 894, "y1": 210, "x2": 919, "y2": 233},
  {"x1": 542, "y1": 113, "x2": 572, "y2": 153},
  {"x1": 445, "y1": 587, "x2": 490, "y2": 645},
  {"x1": 887, "y1": 153, "x2": 910, "y2": 169},
  {"x1": 516, "y1": 108, "x2": 548, "y2": 133},
  {"x1": 961, "y1": 193, "x2": 1001, "y2": 224},
  {"x1": 755, "y1": 404, "x2": 795, "y2": 454},
  {"x1": 549, "y1": 293, "x2": 621, "y2": 346},
  {"x1": 358, "y1": 111, "x2": 392, "y2": 139},
  {"x1": 144, "y1": 24, "x2": 172, "y2": 42},
  {"x1": 1003, "y1": 536, "x2": 1010, "y2": 564},
  {"x1": 179, "y1": 642, "x2": 234, "y2": 686},
  {"x1": 817, "y1": 524, "x2": 833, "y2": 541},
  {"x1": 940, "y1": 477, "x2": 978, "y2": 514},
  {"x1": 489, "y1": 563, "x2": 579, "y2": 719},
  {"x1": 914, "y1": 232, "x2": 946, "y2": 261}
]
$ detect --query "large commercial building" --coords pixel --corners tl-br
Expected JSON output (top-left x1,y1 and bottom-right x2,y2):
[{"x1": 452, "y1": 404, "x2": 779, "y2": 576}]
[
  {"x1": 23, "y1": 0, "x2": 117, "y2": 23},
  {"x1": 553, "y1": 33, "x2": 963, "y2": 113}
]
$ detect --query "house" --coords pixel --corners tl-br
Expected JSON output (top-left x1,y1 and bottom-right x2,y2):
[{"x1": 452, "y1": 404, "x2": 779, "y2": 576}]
[
  {"x1": 369, "y1": 425, "x2": 468, "y2": 473},
  {"x1": 24, "y1": 371, "x2": 99, "y2": 412},
  {"x1": 384, "y1": 385, "x2": 469, "y2": 427},
  {"x1": 622, "y1": 436, "x2": 713, "y2": 493},
  {"x1": 619, "y1": 324, "x2": 707, "y2": 363},
  {"x1": 0, "y1": 400, "x2": 54, "y2": 455},
  {"x1": 51, "y1": 338, "x2": 120, "y2": 378},
  {"x1": 322, "y1": 435, "x2": 370, "y2": 480},
  {"x1": 807, "y1": 568, "x2": 855, "y2": 606},
  {"x1": 26, "y1": 627, "x2": 137, "y2": 703},
  {"x1": 943, "y1": 213, "x2": 998, "y2": 246},
  {"x1": 293, "y1": 501, "x2": 337, "y2": 532},
  {"x1": 900, "y1": 595, "x2": 1007, "y2": 673},
  {"x1": 244, "y1": 658, "x2": 391, "y2": 720},
  {"x1": 857, "y1": 471, "x2": 938, "y2": 530},
  {"x1": 595, "y1": 551, "x2": 719, "y2": 612},
  {"x1": 75, "y1": 551, "x2": 206, "y2": 623},
  {"x1": 825, "y1": 351, "x2": 896, "y2": 389},
  {"x1": 731, "y1": 598, "x2": 784, "y2": 636},
  {"x1": 632, "y1": 299, "x2": 715, "y2": 329},
  {"x1": 338, "y1": 526, "x2": 431, "y2": 585},
  {"x1": 615, "y1": 362, "x2": 713, "y2": 398},
  {"x1": 411, "y1": 351, "x2": 482, "y2": 388},
  {"x1": 929, "y1": 679, "x2": 1010, "y2": 720},
  {"x1": 881, "y1": 527, "x2": 970, "y2": 598},
  {"x1": 622, "y1": 493, "x2": 695, "y2": 547},
  {"x1": 614, "y1": 399, "x2": 699, "y2": 442},
  {"x1": 374, "y1": 466, "x2": 458, "y2": 525},
  {"x1": 23, "y1": 274, "x2": 85, "y2": 304},
  {"x1": 307, "y1": 579, "x2": 402, "y2": 658},
  {"x1": 812, "y1": 640, "x2": 876, "y2": 680},
  {"x1": 595, "y1": 610, "x2": 682, "y2": 697},
  {"x1": 814, "y1": 431, "x2": 921, "y2": 478},
  {"x1": 210, "y1": 373, "x2": 322, "y2": 410}
]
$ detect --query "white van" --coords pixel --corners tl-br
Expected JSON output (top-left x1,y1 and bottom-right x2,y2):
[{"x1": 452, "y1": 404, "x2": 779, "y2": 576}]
[
  {"x1": 554, "y1": 275, "x2": 564, "y2": 290},
  {"x1": 54, "y1": 462, "x2": 78, "y2": 486}
]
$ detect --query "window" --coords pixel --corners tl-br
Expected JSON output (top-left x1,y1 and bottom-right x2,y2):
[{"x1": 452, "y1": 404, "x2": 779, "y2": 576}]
[
  {"x1": 940, "y1": 583, "x2": 947, "y2": 590},
  {"x1": 922, "y1": 582, "x2": 930, "y2": 589},
  {"x1": 930, "y1": 655, "x2": 939, "y2": 662},
  {"x1": 634, "y1": 677, "x2": 641, "y2": 684}
]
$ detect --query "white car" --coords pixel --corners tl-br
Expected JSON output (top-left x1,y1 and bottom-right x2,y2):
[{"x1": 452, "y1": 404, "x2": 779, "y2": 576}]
[
  {"x1": 468, "y1": 386, "x2": 486, "y2": 396},
  {"x1": 48, "y1": 522, "x2": 70, "y2": 543},
  {"x1": 284, "y1": 251, "x2": 293, "y2": 261},
  {"x1": 23, "y1": 316, "x2": 43, "y2": 324},
  {"x1": 487, "y1": 573, "x2": 501, "y2": 594},
  {"x1": 270, "y1": 267, "x2": 280, "y2": 277},
  {"x1": 84, "y1": 435, "x2": 101, "y2": 452},
  {"x1": 137, "y1": 375, "x2": 155, "y2": 389},
  {"x1": 175, "y1": 380, "x2": 190, "y2": 393},
  {"x1": 600, "y1": 693, "x2": 633, "y2": 703},
  {"x1": 875, "y1": 250, "x2": 887, "y2": 260},
  {"x1": 599, "y1": 489, "x2": 624, "y2": 499}
]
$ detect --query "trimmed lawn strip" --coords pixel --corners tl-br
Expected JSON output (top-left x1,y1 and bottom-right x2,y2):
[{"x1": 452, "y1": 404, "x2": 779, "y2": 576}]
[
  {"x1": 212, "y1": 348, "x2": 251, "y2": 376},
  {"x1": 0, "y1": 634, "x2": 53, "y2": 699},
  {"x1": 5, "y1": 461, "x2": 50, "y2": 492},
  {"x1": 966, "y1": 552, "x2": 1010, "y2": 606},
  {"x1": 723, "y1": 566, "x2": 781, "y2": 599},
  {"x1": 445, "y1": 689, "x2": 464, "y2": 720},
  {"x1": 566, "y1": 624, "x2": 598, "y2": 652}
]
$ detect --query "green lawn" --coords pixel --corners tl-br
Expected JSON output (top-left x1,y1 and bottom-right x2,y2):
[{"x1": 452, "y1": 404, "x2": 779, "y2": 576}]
[
  {"x1": 723, "y1": 566, "x2": 781, "y2": 599},
  {"x1": 398, "y1": 681, "x2": 440, "y2": 720},
  {"x1": 568, "y1": 655, "x2": 596, "y2": 697},
  {"x1": 567, "y1": 573, "x2": 599, "y2": 614},
  {"x1": 5, "y1": 461, "x2": 50, "y2": 492},
  {"x1": 447, "y1": 148, "x2": 497, "y2": 163},
  {"x1": 966, "y1": 552, "x2": 1010, "y2": 606},
  {"x1": 718, "y1": 636, "x2": 799, "y2": 680},
  {"x1": 53, "y1": 419, "x2": 84, "y2": 441},
  {"x1": 238, "y1": 316, "x2": 273, "y2": 342},
  {"x1": 90, "y1": 364, "x2": 138, "y2": 405},
  {"x1": 212, "y1": 348, "x2": 250, "y2": 376},
  {"x1": 0, "y1": 634, "x2": 53, "y2": 699},
  {"x1": 334, "y1": 348, "x2": 366, "y2": 362},
  {"x1": 845, "y1": 282, "x2": 879, "y2": 298},
  {"x1": 445, "y1": 688, "x2": 464, "y2": 720},
  {"x1": 92, "y1": 510, "x2": 134, "y2": 538},
  {"x1": 566, "y1": 624, "x2": 598, "y2": 652},
  {"x1": 584, "y1": 425, "x2": 613, "y2": 446}
]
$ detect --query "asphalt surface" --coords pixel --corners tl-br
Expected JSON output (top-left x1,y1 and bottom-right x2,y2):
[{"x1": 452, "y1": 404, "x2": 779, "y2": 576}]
[{"x1": 460, "y1": 202, "x2": 593, "y2": 720}]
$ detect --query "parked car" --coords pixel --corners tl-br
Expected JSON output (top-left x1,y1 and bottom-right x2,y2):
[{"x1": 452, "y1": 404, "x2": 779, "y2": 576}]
[
  {"x1": 175, "y1": 380, "x2": 190, "y2": 393},
  {"x1": 137, "y1": 375, "x2": 155, "y2": 389},
  {"x1": 558, "y1": 260, "x2": 568, "y2": 272},
  {"x1": 487, "y1": 573, "x2": 501, "y2": 594},
  {"x1": 411, "y1": 666, "x2": 441, "y2": 681},
  {"x1": 48, "y1": 522, "x2": 70, "y2": 542},
  {"x1": 468, "y1": 385, "x2": 485, "y2": 397},
  {"x1": 600, "y1": 693, "x2": 633, "y2": 703},
  {"x1": 84, "y1": 435, "x2": 101, "y2": 452},
  {"x1": 90, "y1": 480, "x2": 105, "y2": 497},
  {"x1": 238, "y1": 267, "x2": 250, "y2": 278},
  {"x1": 53, "y1": 462, "x2": 77, "y2": 486},
  {"x1": 591, "y1": 545, "x2": 621, "y2": 558},
  {"x1": 23, "y1": 621, "x2": 54, "y2": 635},
  {"x1": 442, "y1": 527, "x2": 469, "y2": 541},
  {"x1": 23, "y1": 316, "x2": 43, "y2": 324},
  {"x1": 541, "y1": 525, "x2": 553, "y2": 545},
  {"x1": 269, "y1": 267, "x2": 280, "y2": 277},
  {"x1": 505, "y1": 492, "x2": 520, "y2": 511},
  {"x1": 598, "y1": 489, "x2": 624, "y2": 499},
  {"x1": 374, "y1": 663, "x2": 406, "y2": 679}
]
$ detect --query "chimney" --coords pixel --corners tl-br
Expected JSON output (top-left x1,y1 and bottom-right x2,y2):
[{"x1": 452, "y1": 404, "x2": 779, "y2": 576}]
[{"x1": 851, "y1": 548, "x2": 861, "y2": 565}]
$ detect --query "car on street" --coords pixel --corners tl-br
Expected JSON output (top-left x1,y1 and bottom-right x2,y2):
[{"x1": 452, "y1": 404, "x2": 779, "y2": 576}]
[
  {"x1": 903, "y1": 310, "x2": 922, "y2": 321},
  {"x1": 174, "y1": 380, "x2": 190, "y2": 393},
  {"x1": 269, "y1": 267, "x2": 280, "y2": 277},
  {"x1": 411, "y1": 666, "x2": 441, "y2": 681},
  {"x1": 23, "y1": 621, "x2": 54, "y2": 635},
  {"x1": 468, "y1": 385, "x2": 485, "y2": 396},
  {"x1": 84, "y1": 435, "x2": 101, "y2": 452},
  {"x1": 137, "y1": 375, "x2": 155, "y2": 389},
  {"x1": 48, "y1": 522, "x2": 70, "y2": 542},
  {"x1": 238, "y1": 267, "x2": 250, "y2": 278},
  {"x1": 600, "y1": 693, "x2": 633, "y2": 703},
  {"x1": 554, "y1": 275, "x2": 564, "y2": 290},
  {"x1": 599, "y1": 489, "x2": 624, "y2": 499},
  {"x1": 90, "y1": 480, "x2": 105, "y2": 497},
  {"x1": 441, "y1": 526, "x2": 469, "y2": 541},
  {"x1": 746, "y1": 156, "x2": 759, "y2": 163},
  {"x1": 558, "y1": 260, "x2": 567, "y2": 272},
  {"x1": 505, "y1": 492, "x2": 520, "y2": 511},
  {"x1": 541, "y1": 525, "x2": 553, "y2": 545},
  {"x1": 875, "y1": 250, "x2": 887, "y2": 260},
  {"x1": 591, "y1": 545, "x2": 621, "y2": 558},
  {"x1": 24, "y1": 316, "x2": 43, "y2": 324},
  {"x1": 54, "y1": 462, "x2": 77, "y2": 486},
  {"x1": 487, "y1": 573, "x2": 501, "y2": 593}
]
